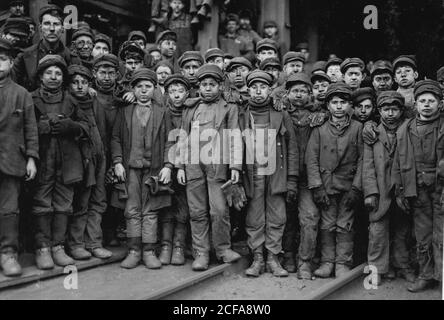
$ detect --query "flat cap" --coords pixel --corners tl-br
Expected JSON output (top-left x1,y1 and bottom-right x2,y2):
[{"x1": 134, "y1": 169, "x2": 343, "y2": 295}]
[
  {"x1": 204, "y1": 48, "x2": 224, "y2": 62},
  {"x1": 283, "y1": 51, "x2": 305, "y2": 65},
  {"x1": 436, "y1": 66, "x2": 444, "y2": 81},
  {"x1": 311, "y1": 71, "x2": 331, "y2": 84},
  {"x1": 246, "y1": 70, "x2": 274, "y2": 87},
  {"x1": 259, "y1": 57, "x2": 282, "y2": 71},
  {"x1": 37, "y1": 54, "x2": 67, "y2": 76},
  {"x1": 94, "y1": 33, "x2": 112, "y2": 49},
  {"x1": 130, "y1": 67, "x2": 157, "y2": 86},
  {"x1": 38, "y1": 4, "x2": 63, "y2": 22},
  {"x1": 256, "y1": 38, "x2": 278, "y2": 53},
  {"x1": 376, "y1": 90, "x2": 405, "y2": 108},
  {"x1": 196, "y1": 64, "x2": 224, "y2": 82},
  {"x1": 414, "y1": 79, "x2": 443, "y2": 100},
  {"x1": 263, "y1": 20, "x2": 278, "y2": 28},
  {"x1": 226, "y1": 57, "x2": 252, "y2": 72},
  {"x1": 178, "y1": 51, "x2": 204, "y2": 68},
  {"x1": 325, "y1": 82, "x2": 353, "y2": 102},
  {"x1": 147, "y1": 45, "x2": 160, "y2": 54},
  {"x1": 93, "y1": 53, "x2": 119, "y2": 69},
  {"x1": 393, "y1": 55, "x2": 417, "y2": 71},
  {"x1": 371, "y1": 60, "x2": 393, "y2": 77},
  {"x1": 118, "y1": 41, "x2": 145, "y2": 61},
  {"x1": 156, "y1": 29, "x2": 177, "y2": 44},
  {"x1": 2, "y1": 17, "x2": 29, "y2": 37},
  {"x1": 68, "y1": 64, "x2": 92, "y2": 81},
  {"x1": 286, "y1": 72, "x2": 312, "y2": 90},
  {"x1": 9, "y1": 0, "x2": 24, "y2": 6},
  {"x1": 0, "y1": 38, "x2": 13, "y2": 53},
  {"x1": 225, "y1": 13, "x2": 239, "y2": 24},
  {"x1": 128, "y1": 30, "x2": 147, "y2": 42},
  {"x1": 72, "y1": 27, "x2": 94, "y2": 41},
  {"x1": 352, "y1": 87, "x2": 376, "y2": 105},
  {"x1": 164, "y1": 74, "x2": 191, "y2": 90},
  {"x1": 224, "y1": 53, "x2": 234, "y2": 59},
  {"x1": 325, "y1": 57, "x2": 343, "y2": 70},
  {"x1": 312, "y1": 60, "x2": 327, "y2": 74},
  {"x1": 239, "y1": 9, "x2": 252, "y2": 20},
  {"x1": 340, "y1": 57, "x2": 365, "y2": 74},
  {"x1": 153, "y1": 60, "x2": 174, "y2": 72}
]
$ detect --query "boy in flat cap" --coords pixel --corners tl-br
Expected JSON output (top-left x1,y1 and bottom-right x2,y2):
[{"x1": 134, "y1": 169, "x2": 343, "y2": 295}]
[
  {"x1": 178, "y1": 51, "x2": 204, "y2": 98},
  {"x1": 31, "y1": 55, "x2": 89, "y2": 270},
  {"x1": 363, "y1": 90, "x2": 415, "y2": 286},
  {"x1": 255, "y1": 39, "x2": 279, "y2": 67},
  {"x1": 176, "y1": 64, "x2": 242, "y2": 271},
  {"x1": 271, "y1": 52, "x2": 305, "y2": 103},
  {"x1": 128, "y1": 31, "x2": 153, "y2": 69},
  {"x1": 158, "y1": 74, "x2": 191, "y2": 265},
  {"x1": 111, "y1": 68, "x2": 174, "y2": 269},
  {"x1": 352, "y1": 87, "x2": 377, "y2": 124},
  {"x1": 116, "y1": 41, "x2": 145, "y2": 102},
  {"x1": 8, "y1": 0, "x2": 25, "y2": 18},
  {"x1": 371, "y1": 60, "x2": 394, "y2": 94},
  {"x1": 92, "y1": 34, "x2": 111, "y2": 59},
  {"x1": 262, "y1": 20, "x2": 287, "y2": 60},
  {"x1": 391, "y1": 80, "x2": 444, "y2": 292},
  {"x1": 239, "y1": 70, "x2": 299, "y2": 278},
  {"x1": 12, "y1": 4, "x2": 81, "y2": 91},
  {"x1": 279, "y1": 72, "x2": 327, "y2": 278},
  {"x1": 393, "y1": 55, "x2": 419, "y2": 118},
  {"x1": 157, "y1": 30, "x2": 180, "y2": 73},
  {"x1": 306, "y1": 82, "x2": 364, "y2": 278},
  {"x1": 0, "y1": 38, "x2": 38, "y2": 277},
  {"x1": 71, "y1": 28, "x2": 95, "y2": 70},
  {"x1": 341, "y1": 58, "x2": 365, "y2": 91},
  {"x1": 224, "y1": 57, "x2": 253, "y2": 106},
  {"x1": 311, "y1": 71, "x2": 331, "y2": 111},
  {"x1": 204, "y1": 48, "x2": 224, "y2": 71},
  {"x1": 325, "y1": 57, "x2": 343, "y2": 83},
  {"x1": 67, "y1": 64, "x2": 113, "y2": 261},
  {"x1": 153, "y1": 60, "x2": 173, "y2": 104},
  {"x1": 259, "y1": 57, "x2": 282, "y2": 91},
  {"x1": 1, "y1": 17, "x2": 30, "y2": 53}
]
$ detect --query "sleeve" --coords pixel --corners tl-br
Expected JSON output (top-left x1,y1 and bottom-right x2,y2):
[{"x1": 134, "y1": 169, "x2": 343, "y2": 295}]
[
  {"x1": 352, "y1": 124, "x2": 364, "y2": 191},
  {"x1": 11, "y1": 52, "x2": 27, "y2": 88},
  {"x1": 163, "y1": 110, "x2": 174, "y2": 169},
  {"x1": 227, "y1": 103, "x2": 243, "y2": 172},
  {"x1": 305, "y1": 127, "x2": 323, "y2": 189},
  {"x1": 23, "y1": 91, "x2": 39, "y2": 160},
  {"x1": 363, "y1": 142, "x2": 379, "y2": 197},
  {"x1": 111, "y1": 108, "x2": 124, "y2": 165},
  {"x1": 283, "y1": 111, "x2": 299, "y2": 179}
]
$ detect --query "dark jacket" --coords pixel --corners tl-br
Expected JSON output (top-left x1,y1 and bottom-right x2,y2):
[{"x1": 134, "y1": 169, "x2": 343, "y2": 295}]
[
  {"x1": 0, "y1": 78, "x2": 39, "y2": 177},
  {"x1": 238, "y1": 104, "x2": 299, "y2": 198}
]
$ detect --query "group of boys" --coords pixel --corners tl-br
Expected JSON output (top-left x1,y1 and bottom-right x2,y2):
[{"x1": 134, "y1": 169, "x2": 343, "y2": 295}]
[{"x1": 0, "y1": 2, "x2": 443, "y2": 295}]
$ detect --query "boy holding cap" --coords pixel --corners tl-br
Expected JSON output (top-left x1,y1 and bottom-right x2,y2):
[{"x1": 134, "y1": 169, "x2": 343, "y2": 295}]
[
  {"x1": 391, "y1": 79, "x2": 443, "y2": 292},
  {"x1": 363, "y1": 90, "x2": 415, "y2": 286},
  {"x1": 239, "y1": 70, "x2": 298, "y2": 278},
  {"x1": 306, "y1": 82, "x2": 364, "y2": 278},
  {"x1": 393, "y1": 55, "x2": 419, "y2": 117},
  {"x1": 176, "y1": 64, "x2": 242, "y2": 271},
  {"x1": 112, "y1": 68, "x2": 174, "y2": 270},
  {"x1": 341, "y1": 57, "x2": 365, "y2": 90}
]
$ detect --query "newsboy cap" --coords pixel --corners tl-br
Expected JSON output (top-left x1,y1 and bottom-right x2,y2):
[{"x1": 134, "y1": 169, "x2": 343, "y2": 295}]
[
  {"x1": 164, "y1": 74, "x2": 191, "y2": 90},
  {"x1": 376, "y1": 90, "x2": 405, "y2": 108},
  {"x1": 283, "y1": 51, "x2": 305, "y2": 65},
  {"x1": 128, "y1": 30, "x2": 147, "y2": 43},
  {"x1": 259, "y1": 57, "x2": 282, "y2": 71},
  {"x1": 371, "y1": 60, "x2": 394, "y2": 77},
  {"x1": 72, "y1": 27, "x2": 94, "y2": 42},
  {"x1": 2, "y1": 17, "x2": 29, "y2": 37},
  {"x1": 68, "y1": 64, "x2": 92, "y2": 81},
  {"x1": 246, "y1": 70, "x2": 274, "y2": 87},
  {"x1": 118, "y1": 41, "x2": 145, "y2": 61},
  {"x1": 94, "y1": 33, "x2": 112, "y2": 50},
  {"x1": 414, "y1": 79, "x2": 443, "y2": 100},
  {"x1": 340, "y1": 57, "x2": 365, "y2": 74},
  {"x1": 325, "y1": 82, "x2": 353, "y2": 102},
  {"x1": 226, "y1": 57, "x2": 252, "y2": 72},
  {"x1": 312, "y1": 61, "x2": 327, "y2": 74},
  {"x1": 196, "y1": 64, "x2": 224, "y2": 82},
  {"x1": 256, "y1": 38, "x2": 278, "y2": 53},
  {"x1": 178, "y1": 51, "x2": 204, "y2": 68},
  {"x1": 286, "y1": 72, "x2": 312, "y2": 90},
  {"x1": 38, "y1": 4, "x2": 64, "y2": 22},
  {"x1": 311, "y1": 72, "x2": 331, "y2": 84},
  {"x1": 36, "y1": 54, "x2": 67, "y2": 76},
  {"x1": 156, "y1": 29, "x2": 177, "y2": 44},
  {"x1": 393, "y1": 55, "x2": 417, "y2": 71},
  {"x1": 204, "y1": 48, "x2": 224, "y2": 62},
  {"x1": 93, "y1": 53, "x2": 119, "y2": 69},
  {"x1": 0, "y1": 38, "x2": 13, "y2": 53},
  {"x1": 352, "y1": 87, "x2": 376, "y2": 105},
  {"x1": 130, "y1": 67, "x2": 157, "y2": 86}
]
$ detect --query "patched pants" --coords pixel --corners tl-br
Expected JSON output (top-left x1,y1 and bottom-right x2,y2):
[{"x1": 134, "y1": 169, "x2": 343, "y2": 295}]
[{"x1": 0, "y1": 174, "x2": 21, "y2": 253}]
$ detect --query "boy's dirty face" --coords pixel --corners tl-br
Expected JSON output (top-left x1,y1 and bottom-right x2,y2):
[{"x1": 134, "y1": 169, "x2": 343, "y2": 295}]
[
  {"x1": 170, "y1": 0, "x2": 185, "y2": 14},
  {"x1": 354, "y1": 98, "x2": 374, "y2": 122},
  {"x1": 156, "y1": 65, "x2": 172, "y2": 86},
  {"x1": 256, "y1": 49, "x2": 277, "y2": 63},
  {"x1": 264, "y1": 26, "x2": 278, "y2": 38},
  {"x1": 284, "y1": 61, "x2": 303, "y2": 77},
  {"x1": 328, "y1": 96, "x2": 351, "y2": 119},
  {"x1": 239, "y1": 18, "x2": 251, "y2": 30},
  {"x1": 326, "y1": 64, "x2": 342, "y2": 83},
  {"x1": 199, "y1": 77, "x2": 220, "y2": 102},
  {"x1": 125, "y1": 58, "x2": 142, "y2": 75},
  {"x1": 40, "y1": 14, "x2": 63, "y2": 44},
  {"x1": 372, "y1": 72, "x2": 393, "y2": 92},
  {"x1": 228, "y1": 65, "x2": 250, "y2": 88},
  {"x1": 0, "y1": 53, "x2": 13, "y2": 80},
  {"x1": 91, "y1": 41, "x2": 110, "y2": 58},
  {"x1": 40, "y1": 65, "x2": 64, "y2": 90},
  {"x1": 159, "y1": 40, "x2": 177, "y2": 58},
  {"x1": 10, "y1": 4, "x2": 24, "y2": 16},
  {"x1": 313, "y1": 80, "x2": 329, "y2": 101},
  {"x1": 395, "y1": 65, "x2": 418, "y2": 89},
  {"x1": 343, "y1": 67, "x2": 364, "y2": 89},
  {"x1": 168, "y1": 83, "x2": 189, "y2": 107},
  {"x1": 226, "y1": 21, "x2": 239, "y2": 34},
  {"x1": 415, "y1": 92, "x2": 441, "y2": 120},
  {"x1": 264, "y1": 66, "x2": 280, "y2": 83},
  {"x1": 94, "y1": 66, "x2": 117, "y2": 89},
  {"x1": 208, "y1": 57, "x2": 224, "y2": 70},
  {"x1": 134, "y1": 80, "x2": 155, "y2": 104},
  {"x1": 287, "y1": 83, "x2": 311, "y2": 107},
  {"x1": 74, "y1": 35, "x2": 94, "y2": 59},
  {"x1": 181, "y1": 60, "x2": 202, "y2": 83},
  {"x1": 70, "y1": 74, "x2": 90, "y2": 98},
  {"x1": 379, "y1": 104, "x2": 402, "y2": 124},
  {"x1": 249, "y1": 81, "x2": 271, "y2": 104}
]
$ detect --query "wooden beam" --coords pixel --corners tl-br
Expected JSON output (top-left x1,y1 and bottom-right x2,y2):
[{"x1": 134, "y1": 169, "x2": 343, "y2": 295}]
[{"x1": 76, "y1": 0, "x2": 145, "y2": 19}]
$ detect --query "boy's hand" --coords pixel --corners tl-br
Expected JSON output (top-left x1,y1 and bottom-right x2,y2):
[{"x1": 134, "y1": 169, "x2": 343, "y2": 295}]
[
  {"x1": 231, "y1": 170, "x2": 240, "y2": 184},
  {"x1": 159, "y1": 167, "x2": 172, "y2": 184},
  {"x1": 88, "y1": 87, "x2": 97, "y2": 97},
  {"x1": 114, "y1": 163, "x2": 126, "y2": 182},
  {"x1": 177, "y1": 169, "x2": 186, "y2": 185},
  {"x1": 25, "y1": 158, "x2": 37, "y2": 181},
  {"x1": 312, "y1": 186, "x2": 330, "y2": 210},
  {"x1": 363, "y1": 121, "x2": 379, "y2": 145},
  {"x1": 286, "y1": 190, "x2": 298, "y2": 205},
  {"x1": 123, "y1": 92, "x2": 136, "y2": 103}
]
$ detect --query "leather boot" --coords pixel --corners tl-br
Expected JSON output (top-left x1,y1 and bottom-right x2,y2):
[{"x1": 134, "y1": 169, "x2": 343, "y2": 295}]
[
  {"x1": 0, "y1": 252, "x2": 22, "y2": 277},
  {"x1": 35, "y1": 247, "x2": 54, "y2": 270},
  {"x1": 407, "y1": 279, "x2": 435, "y2": 293},
  {"x1": 219, "y1": 248, "x2": 241, "y2": 263},
  {"x1": 159, "y1": 244, "x2": 172, "y2": 265},
  {"x1": 297, "y1": 260, "x2": 313, "y2": 280},
  {"x1": 52, "y1": 245, "x2": 75, "y2": 266},
  {"x1": 171, "y1": 246, "x2": 185, "y2": 265},
  {"x1": 121, "y1": 249, "x2": 141, "y2": 269},
  {"x1": 192, "y1": 251, "x2": 209, "y2": 271},
  {"x1": 143, "y1": 250, "x2": 162, "y2": 269},
  {"x1": 70, "y1": 247, "x2": 92, "y2": 260},
  {"x1": 336, "y1": 231, "x2": 354, "y2": 270},
  {"x1": 313, "y1": 262, "x2": 334, "y2": 278},
  {"x1": 283, "y1": 252, "x2": 296, "y2": 273},
  {"x1": 245, "y1": 251, "x2": 265, "y2": 277},
  {"x1": 335, "y1": 263, "x2": 351, "y2": 278},
  {"x1": 90, "y1": 247, "x2": 113, "y2": 259},
  {"x1": 266, "y1": 251, "x2": 288, "y2": 277},
  {"x1": 314, "y1": 230, "x2": 335, "y2": 278}
]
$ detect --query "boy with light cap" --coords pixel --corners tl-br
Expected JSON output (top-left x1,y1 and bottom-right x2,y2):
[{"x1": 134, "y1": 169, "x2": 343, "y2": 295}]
[
  {"x1": 391, "y1": 80, "x2": 444, "y2": 292},
  {"x1": 371, "y1": 60, "x2": 394, "y2": 94},
  {"x1": 178, "y1": 51, "x2": 204, "y2": 98},
  {"x1": 393, "y1": 55, "x2": 419, "y2": 117},
  {"x1": 306, "y1": 82, "x2": 364, "y2": 279},
  {"x1": 363, "y1": 90, "x2": 415, "y2": 286},
  {"x1": 341, "y1": 57, "x2": 366, "y2": 90},
  {"x1": 111, "y1": 68, "x2": 174, "y2": 270},
  {"x1": 239, "y1": 70, "x2": 298, "y2": 278},
  {"x1": 176, "y1": 64, "x2": 242, "y2": 271}
]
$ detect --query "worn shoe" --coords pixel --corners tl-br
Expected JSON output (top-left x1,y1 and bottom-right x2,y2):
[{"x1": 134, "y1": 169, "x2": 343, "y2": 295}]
[
  {"x1": 245, "y1": 252, "x2": 265, "y2": 277},
  {"x1": 384, "y1": 267, "x2": 396, "y2": 280},
  {"x1": 297, "y1": 261, "x2": 312, "y2": 280},
  {"x1": 52, "y1": 245, "x2": 75, "y2": 267},
  {"x1": 397, "y1": 268, "x2": 416, "y2": 283},
  {"x1": 335, "y1": 264, "x2": 350, "y2": 278},
  {"x1": 407, "y1": 279, "x2": 435, "y2": 293},
  {"x1": 159, "y1": 244, "x2": 172, "y2": 265},
  {"x1": 283, "y1": 253, "x2": 296, "y2": 273},
  {"x1": 70, "y1": 247, "x2": 92, "y2": 260},
  {"x1": 143, "y1": 250, "x2": 162, "y2": 269},
  {"x1": 90, "y1": 247, "x2": 113, "y2": 259},
  {"x1": 220, "y1": 249, "x2": 241, "y2": 263},
  {"x1": 35, "y1": 247, "x2": 54, "y2": 270},
  {"x1": 266, "y1": 253, "x2": 288, "y2": 277},
  {"x1": 121, "y1": 250, "x2": 141, "y2": 269},
  {"x1": 313, "y1": 262, "x2": 334, "y2": 278},
  {"x1": 171, "y1": 246, "x2": 185, "y2": 265},
  {"x1": 192, "y1": 252, "x2": 209, "y2": 271},
  {"x1": 0, "y1": 252, "x2": 22, "y2": 277}
]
